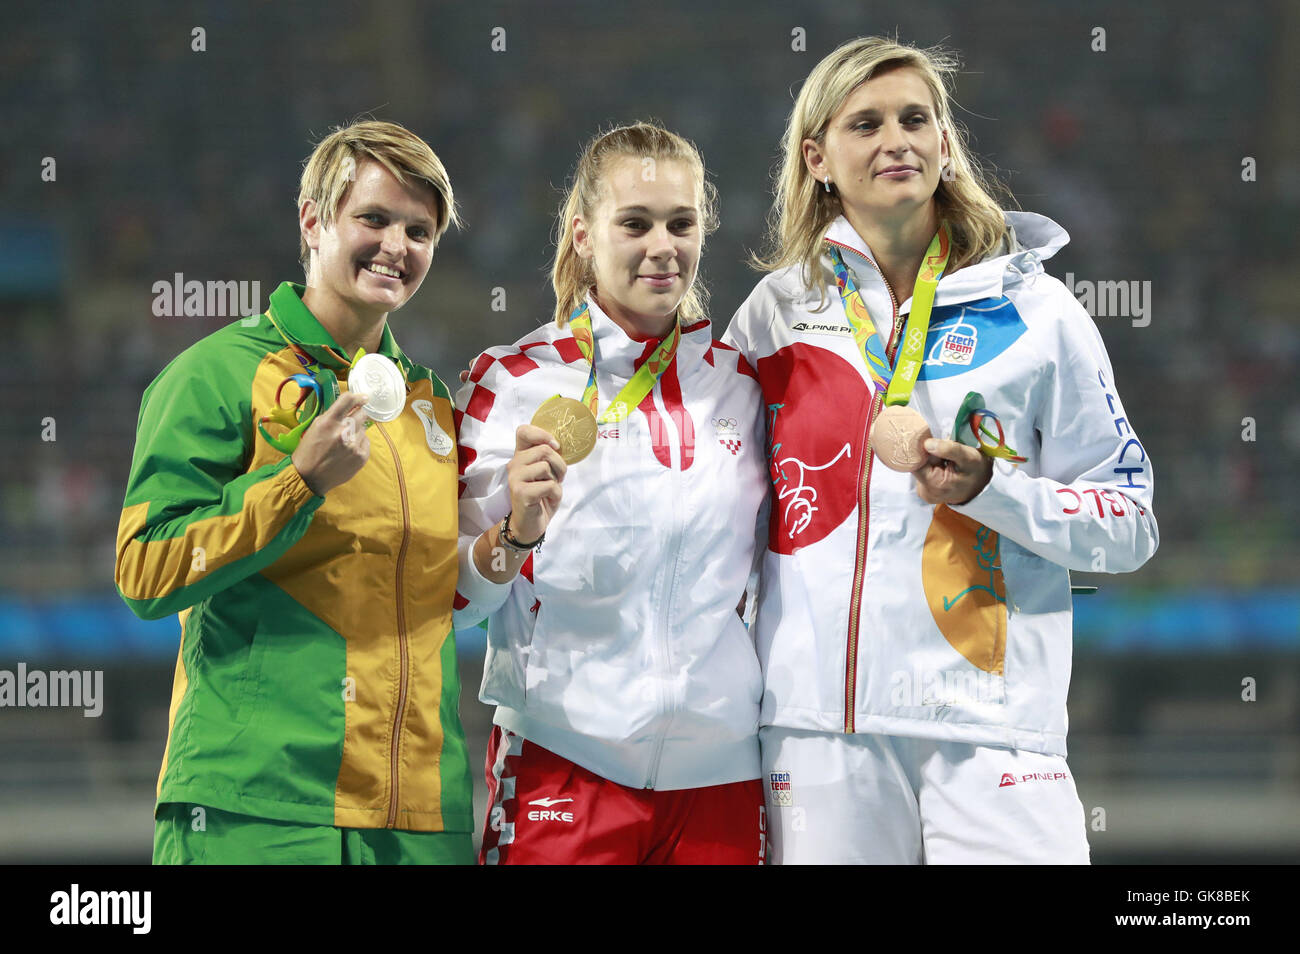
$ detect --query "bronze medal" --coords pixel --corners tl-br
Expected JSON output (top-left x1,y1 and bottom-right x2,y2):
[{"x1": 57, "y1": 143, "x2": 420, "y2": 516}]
[
  {"x1": 869, "y1": 404, "x2": 932, "y2": 472},
  {"x1": 531, "y1": 396, "x2": 598, "y2": 465}
]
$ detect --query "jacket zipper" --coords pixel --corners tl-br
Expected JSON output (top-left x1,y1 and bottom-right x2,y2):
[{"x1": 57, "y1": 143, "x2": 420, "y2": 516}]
[
  {"x1": 375, "y1": 422, "x2": 412, "y2": 828},
  {"x1": 644, "y1": 386, "x2": 687, "y2": 788},
  {"x1": 826, "y1": 239, "x2": 900, "y2": 734}
]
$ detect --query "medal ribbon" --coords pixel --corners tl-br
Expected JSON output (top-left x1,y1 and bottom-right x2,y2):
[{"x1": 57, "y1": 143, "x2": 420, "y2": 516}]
[
  {"x1": 263, "y1": 309, "x2": 354, "y2": 372},
  {"x1": 257, "y1": 310, "x2": 402, "y2": 452},
  {"x1": 826, "y1": 222, "x2": 951, "y2": 406},
  {"x1": 567, "y1": 301, "x2": 681, "y2": 424}
]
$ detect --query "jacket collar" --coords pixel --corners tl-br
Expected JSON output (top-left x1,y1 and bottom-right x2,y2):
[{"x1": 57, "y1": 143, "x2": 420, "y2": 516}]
[
  {"x1": 266, "y1": 282, "x2": 406, "y2": 371},
  {"x1": 584, "y1": 292, "x2": 708, "y2": 380},
  {"x1": 822, "y1": 211, "x2": 1071, "y2": 310}
]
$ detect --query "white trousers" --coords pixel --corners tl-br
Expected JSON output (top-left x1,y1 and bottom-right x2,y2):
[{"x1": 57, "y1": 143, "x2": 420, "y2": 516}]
[{"x1": 761, "y1": 726, "x2": 1090, "y2": 864}]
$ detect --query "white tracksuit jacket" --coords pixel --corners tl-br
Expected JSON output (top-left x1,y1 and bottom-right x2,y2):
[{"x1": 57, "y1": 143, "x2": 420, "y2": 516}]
[
  {"x1": 453, "y1": 295, "x2": 768, "y2": 790},
  {"x1": 722, "y1": 212, "x2": 1159, "y2": 757}
]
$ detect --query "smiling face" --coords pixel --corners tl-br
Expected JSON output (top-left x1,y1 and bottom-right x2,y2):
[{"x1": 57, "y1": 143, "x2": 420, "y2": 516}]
[
  {"x1": 573, "y1": 155, "x2": 702, "y2": 339},
  {"x1": 300, "y1": 158, "x2": 439, "y2": 322},
  {"x1": 804, "y1": 65, "x2": 949, "y2": 230}
]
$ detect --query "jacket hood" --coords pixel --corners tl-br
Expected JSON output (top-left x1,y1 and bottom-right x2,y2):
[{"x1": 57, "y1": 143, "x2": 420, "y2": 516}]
[{"x1": 823, "y1": 211, "x2": 1071, "y2": 310}]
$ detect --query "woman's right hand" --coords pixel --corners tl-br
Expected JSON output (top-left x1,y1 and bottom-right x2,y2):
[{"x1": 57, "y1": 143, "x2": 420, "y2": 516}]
[
  {"x1": 291, "y1": 391, "x2": 372, "y2": 496},
  {"x1": 506, "y1": 424, "x2": 567, "y2": 543}
]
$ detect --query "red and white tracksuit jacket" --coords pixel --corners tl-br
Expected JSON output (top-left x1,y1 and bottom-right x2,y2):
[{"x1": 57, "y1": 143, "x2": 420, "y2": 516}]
[
  {"x1": 722, "y1": 212, "x2": 1159, "y2": 757},
  {"x1": 453, "y1": 295, "x2": 768, "y2": 790}
]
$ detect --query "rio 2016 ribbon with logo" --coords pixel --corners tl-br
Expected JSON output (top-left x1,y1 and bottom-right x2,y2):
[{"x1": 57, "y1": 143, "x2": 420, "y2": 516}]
[
  {"x1": 257, "y1": 309, "x2": 405, "y2": 454},
  {"x1": 952, "y1": 390, "x2": 1027, "y2": 463},
  {"x1": 827, "y1": 223, "x2": 951, "y2": 471},
  {"x1": 532, "y1": 300, "x2": 682, "y2": 464},
  {"x1": 568, "y1": 301, "x2": 680, "y2": 424}
]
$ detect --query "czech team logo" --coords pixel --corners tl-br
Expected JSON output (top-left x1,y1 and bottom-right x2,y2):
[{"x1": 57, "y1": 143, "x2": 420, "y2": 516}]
[
  {"x1": 769, "y1": 771, "x2": 794, "y2": 807},
  {"x1": 935, "y1": 317, "x2": 979, "y2": 365},
  {"x1": 919, "y1": 300, "x2": 1027, "y2": 380}
]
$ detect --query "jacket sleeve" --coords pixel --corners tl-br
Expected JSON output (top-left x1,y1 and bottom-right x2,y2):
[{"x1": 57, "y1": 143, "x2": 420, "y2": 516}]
[
  {"x1": 742, "y1": 490, "x2": 771, "y2": 627},
  {"x1": 724, "y1": 288, "x2": 776, "y2": 625},
  {"x1": 951, "y1": 284, "x2": 1158, "y2": 574},
  {"x1": 114, "y1": 345, "x2": 324, "y2": 620},
  {"x1": 452, "y1": 351, "x2": 521, "y2": 629},
  {"x1": 720, "y1": 281, "x2": 772, "y2": 360}
]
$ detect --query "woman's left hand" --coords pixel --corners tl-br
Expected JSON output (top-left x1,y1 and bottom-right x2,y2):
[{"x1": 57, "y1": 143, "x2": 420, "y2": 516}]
[{"x1": 912, "y1": 438, "x2": 993, "y2": 506}]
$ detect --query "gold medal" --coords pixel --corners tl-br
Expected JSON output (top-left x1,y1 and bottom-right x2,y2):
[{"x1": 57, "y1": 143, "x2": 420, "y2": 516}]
[
  {"x1": 531, "y1": 396, "x2": 598, "y2": 464},
  {"x1": 869, "y1": 404, "x2": 932, "y2": 472}
]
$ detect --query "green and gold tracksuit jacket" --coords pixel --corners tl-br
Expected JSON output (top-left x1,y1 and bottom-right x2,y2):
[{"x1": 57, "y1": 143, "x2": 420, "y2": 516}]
[{"x1": 114, "y1": 281, "x2": 471, "y2": 833}]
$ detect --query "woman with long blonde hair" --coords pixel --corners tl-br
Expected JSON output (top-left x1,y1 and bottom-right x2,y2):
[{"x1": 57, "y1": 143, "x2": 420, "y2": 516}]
[
  {"x1": 455, "y1": 122, "x2": 768, "y2": 864},
  {"x1": 724, "y1": 37, "x2": 1159, "y2": 864}
]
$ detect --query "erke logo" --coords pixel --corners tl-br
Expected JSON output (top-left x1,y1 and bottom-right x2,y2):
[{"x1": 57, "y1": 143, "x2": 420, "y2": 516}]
[{"x1": 526, "y1": 796, "x2": 575, "y2": 822}]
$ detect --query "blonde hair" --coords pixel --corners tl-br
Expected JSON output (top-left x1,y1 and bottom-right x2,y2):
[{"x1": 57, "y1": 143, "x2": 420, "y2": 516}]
[
  {"x1": 551, "y1": 121, "x2": 719, "y2": 327},
  {"x1": 753, "y1": 36, "x2": 1014, "y2": 297},
  {"x1": 297, "y1": 119, "x2": 460, "y2": 274}
]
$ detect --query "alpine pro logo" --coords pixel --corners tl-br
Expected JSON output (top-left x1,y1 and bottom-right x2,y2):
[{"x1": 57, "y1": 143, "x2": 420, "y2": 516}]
[
  {"x1": 998, "y1": 772, "x2": 1069, "y2": 788},
  {"x1": 757, "y1": 345, "x2": 868, "y2": 553},
  {"x1": 791, "y1": 320, "x2": 851, "y2": 336}
]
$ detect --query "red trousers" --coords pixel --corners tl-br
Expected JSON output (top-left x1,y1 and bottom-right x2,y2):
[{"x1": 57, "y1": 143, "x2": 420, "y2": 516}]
[{"x1": 479, "y1": 727, "x2": 765, "y2": 865}]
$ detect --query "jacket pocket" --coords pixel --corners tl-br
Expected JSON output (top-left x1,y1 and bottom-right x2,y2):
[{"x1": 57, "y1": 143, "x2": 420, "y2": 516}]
[
  {"x1": 520, "y1": 599, "x2": 550, "y2": 705},
  {"x1": 232, "y1": 623, "x2": 268, "y2": 726}
]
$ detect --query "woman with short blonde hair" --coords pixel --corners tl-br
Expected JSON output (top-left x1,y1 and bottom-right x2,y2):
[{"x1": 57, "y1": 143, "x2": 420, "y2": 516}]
[{"x1": 118, "y1": 119, "x2": 475, "y2": 864}]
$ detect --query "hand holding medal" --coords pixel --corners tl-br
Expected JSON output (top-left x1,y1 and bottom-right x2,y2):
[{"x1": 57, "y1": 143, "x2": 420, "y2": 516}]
[
  {"x1": 347, "y1": 351, "x2": 407, "y2": 424},
  {"x1": 258, "y1": 332, "x2": 408, "y2": 495},
  {"x1": 531, "y1": 396, "x2": 597, "y2": 465},
  {"x1": 503, "y1": 299, "x2": 681, "y2": 546},
  {"x1": 829, "y1": 225, "x2": 951, "y2": 473},
  {"x1": 871, "y1": 405, "x2": 933, "y2": 472},
  {"x1": 829, "y1": 224, "x2": 994, "y2": 503},
  {"x1": 504, "y1": 424, "x2": 567, "y2": 547}
]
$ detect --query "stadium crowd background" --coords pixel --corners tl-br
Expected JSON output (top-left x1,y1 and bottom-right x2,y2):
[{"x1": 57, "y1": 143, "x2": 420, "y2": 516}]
[{"x1": 0, "y1": 0, "x2": 1296, "y2": 862}]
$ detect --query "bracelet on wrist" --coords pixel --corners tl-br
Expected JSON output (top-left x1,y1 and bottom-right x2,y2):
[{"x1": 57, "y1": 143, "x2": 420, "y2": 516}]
[{"x1": 498, "y1": 512, "x2": 544, "y2": 552}]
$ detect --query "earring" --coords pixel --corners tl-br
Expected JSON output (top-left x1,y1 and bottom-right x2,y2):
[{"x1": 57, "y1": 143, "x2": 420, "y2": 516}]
[{"x1": 823, "y1": 178, "x2": 831, "y2": 193}]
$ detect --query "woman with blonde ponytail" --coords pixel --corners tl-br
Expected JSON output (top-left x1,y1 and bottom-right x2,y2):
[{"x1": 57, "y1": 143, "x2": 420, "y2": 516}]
[
  {"x1": 454, "y1": 122, "x2": 769, "y2": 864},
  {"x1": 725, "y1": 37, "x2": 1158, "y2": 864}
]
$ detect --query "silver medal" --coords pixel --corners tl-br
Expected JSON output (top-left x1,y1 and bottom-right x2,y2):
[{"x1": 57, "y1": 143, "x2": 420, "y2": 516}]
[{"x1": 348, "y1": 353, "x2": 406, "y2": 423}]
